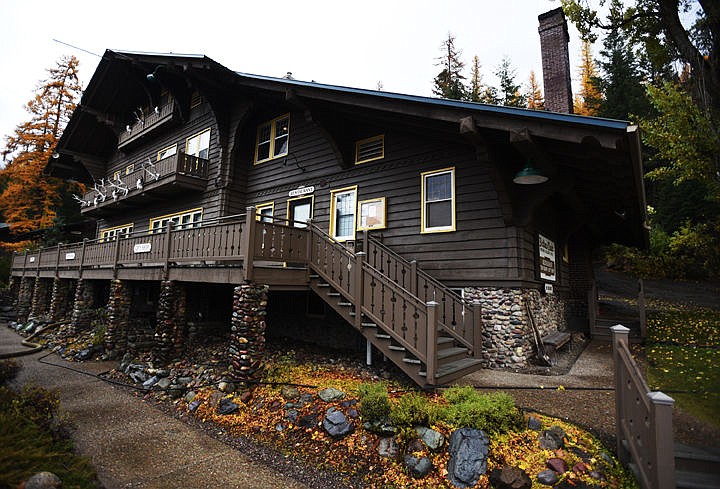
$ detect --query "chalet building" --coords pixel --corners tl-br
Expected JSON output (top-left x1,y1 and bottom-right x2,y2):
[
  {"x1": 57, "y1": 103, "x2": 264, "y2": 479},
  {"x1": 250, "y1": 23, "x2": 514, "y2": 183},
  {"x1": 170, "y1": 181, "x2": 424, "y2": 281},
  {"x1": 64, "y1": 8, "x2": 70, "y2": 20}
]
[{"x1": 10, "y1": 9, "x2": 646, "y2": 387}]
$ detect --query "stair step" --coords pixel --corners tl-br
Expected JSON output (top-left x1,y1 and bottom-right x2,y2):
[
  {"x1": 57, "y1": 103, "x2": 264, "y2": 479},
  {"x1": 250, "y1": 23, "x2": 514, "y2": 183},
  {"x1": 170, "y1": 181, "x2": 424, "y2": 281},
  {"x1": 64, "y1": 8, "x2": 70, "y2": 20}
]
[
  {"x1": 309, "y1": 274, "x2": 320, "y2": 279},
  {"x1": 437, "y1": 337, "x2": 455, "y2": 349},
  {"x1": 361, "y1": 322, "x2": 377, "y2": 328},
  {"x1": 403, "y1": 357, "x2": 421, "y2": 365},
  {"x1": 317, "y1": 283, "x2": 330, "y2": 288},
  {"x1": 419, "y1": 357, "x2": 484, "y2": 384},
  {"x1": 327, "y1": 292, "x2": 340, "y2": 297},
  {"x1": 675, "y1": 443, "x2": 720, "y2": 474},
  {"x1": 376, "y1": 333, "x2": 391, "y2": 340},
  {"x1": 676, "y1": 470, "x2": 720, "y2": 489},
  {"x1": 338, "y1": 301, "x2": 352, "y2": 307},
  {"x1": 438, "y1": 347, "x2": 469, "y2": 363},
  {"x1": 388, "y1": 345, "x2": 406, "y2": 352},
  {"x1": 349, "y1": 311, "x2": 356, "y2": 317}
]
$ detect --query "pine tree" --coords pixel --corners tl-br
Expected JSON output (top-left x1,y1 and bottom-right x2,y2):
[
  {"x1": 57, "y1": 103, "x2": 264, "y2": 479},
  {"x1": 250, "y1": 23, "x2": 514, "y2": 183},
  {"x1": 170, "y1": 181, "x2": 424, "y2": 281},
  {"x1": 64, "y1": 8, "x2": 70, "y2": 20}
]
[
  {"x1": 0, "y1": 56, "x2": 84, "y2": 237},
  {"x1": 573, "y1": 40, "x2": 603, "y2": 115},
  {"x1": 495, "y1": 57, "x2": 525, "y2": 107},
  {"x1": 469, "y1": 56, "x2": 483, "y2": 102},
  {"x1": 433, "y1": 34, "x2": 467, "y2": 100},
  {"x1": 526, "y1": 70, "x2": 545, "y2": 110}
]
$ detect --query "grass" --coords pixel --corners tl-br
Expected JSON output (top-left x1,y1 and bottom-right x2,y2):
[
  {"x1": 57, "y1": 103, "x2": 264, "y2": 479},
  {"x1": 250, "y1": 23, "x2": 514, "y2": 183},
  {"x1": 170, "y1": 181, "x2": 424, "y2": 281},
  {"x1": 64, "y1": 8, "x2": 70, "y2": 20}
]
[{"x1": 646, "y1": 304, "x2": 720, "y2": 427}]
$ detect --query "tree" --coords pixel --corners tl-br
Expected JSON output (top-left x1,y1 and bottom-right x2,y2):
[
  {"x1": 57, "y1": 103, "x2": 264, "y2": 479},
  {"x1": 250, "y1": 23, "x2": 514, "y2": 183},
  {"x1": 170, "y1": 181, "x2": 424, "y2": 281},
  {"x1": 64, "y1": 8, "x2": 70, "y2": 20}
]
[
  {"x1": 432, "y1": 34, "x2": 468, "y2": 100},
  {"x1": 469, "y1": 56, "x2": 484, "y2": 102},
  {"x1": 526, "y1": 70, "x2": 545, "y2": 110},
  {"x1": 573, "y1": 40, "x2": 603, "y2": 115},
  {"x1": 495, "y1": 57, "x2": 525, "y2": 107},
  {"x1": 0, "y1": 56, "x2": 84, "y2": 238}
]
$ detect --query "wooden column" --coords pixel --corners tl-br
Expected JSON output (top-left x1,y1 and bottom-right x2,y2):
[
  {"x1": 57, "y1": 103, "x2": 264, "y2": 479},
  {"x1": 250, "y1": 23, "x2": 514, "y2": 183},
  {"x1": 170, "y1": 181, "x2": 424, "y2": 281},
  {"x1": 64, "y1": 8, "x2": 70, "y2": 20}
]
[
  {"x1": 241, "y1": 206, "x2": 257, "y2": 282},
  {"x1": 426, "y1": 301, "x2": 438, "y2": 386},
  {"x1": 612, "y1": 324, "x2": 630, "y2": 465},
  {"x1": 354, "y1": 252, "x2": 365, "y2": 329},
  {"x1": 471, "y1": 301, "x2": 483, "y2": 358}
]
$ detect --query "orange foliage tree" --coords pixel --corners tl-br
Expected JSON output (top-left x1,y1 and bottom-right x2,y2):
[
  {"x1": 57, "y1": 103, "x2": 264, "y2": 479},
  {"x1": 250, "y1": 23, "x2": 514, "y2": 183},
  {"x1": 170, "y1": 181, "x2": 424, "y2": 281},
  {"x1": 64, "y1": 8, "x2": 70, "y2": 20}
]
[
  {"x1": 573, "y1": 40, "x2": 603, "y2": 116},
  {"x1": 526, "y1": 70, "x2": 545, "y2": 110},
  {"x1": 0, "y1": 56, "x2": 84, "y2": 239}
]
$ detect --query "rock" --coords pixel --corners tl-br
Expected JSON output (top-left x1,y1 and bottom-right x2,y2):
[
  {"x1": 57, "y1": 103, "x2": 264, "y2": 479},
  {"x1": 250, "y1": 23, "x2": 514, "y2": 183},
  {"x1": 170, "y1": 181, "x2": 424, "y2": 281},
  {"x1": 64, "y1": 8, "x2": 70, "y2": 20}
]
[
  {"x1": 25, "y1": 471, "x2": 62, "y2": 489},
  {"x1": 280, "y1": 385, "x2": 300, "y2": 400},
  {"x1": 537, "y1": 469, "x2": 559, "y2": 485},
  {"x1": 404, "y1": 455, "x2": 433, "y2": 478},
  {"x1": 318, "y1": 387, "x2": 345, "y2": 402},
  {"x1": 363, "y1": 419, "x2": 396, "y2": 436},
  {"x1": 176, "y1": 376, "x2": 193, "y2": 385},
  {"x1": 546, "y1": 458, "x2": 568, "y2": 474},
  {"x1": 185, "y1": 391, "x2": 197, "y2": 403},
  {"x1": 156, "y1": 378, "x2": 172, "y2": 389},
  {"x1": 129, "y1": 370, "x2": 148, "y2": 384},
  {"x1": 415, "y1": 426, "x2": 445, "y2": 451},
  {"x1": 298, "y1": 414, "x2": 318, "y2": 429},
  {"x1": 285, "y1": 409, "x2": 299, "y2": 422},
  {"x1": 407, "y1": 438, "x2": 425, "y2": 453},
  {"x1": 299, "y1": 393, "x2": 314, "y2": 404},
  {"x1": 570, "y1": 446, "x2": 591, "y2": 461},
  {"x1": 447, "y1": 428, "x2": 489, "y2": 488},
  {"x1": 143, "y1": 376, "x2": 159, "y2": 389},
  {"x1": 217, "y1": 398, "x2": 239, "y2": 415},
  {"x1": 239, "y1": 390, "x2": 253, "y2": 403},
  {"x1": 208, "y1": 390, "x2": 224, "y2": 407},
  {"x1": 538, "y1": 429, "x2": 564, "y2": 450},
  {"x1": 378, "y1": 437, "x2": 399, "y2": 458},
  {"x1": 322, "y1": 407, "x2": 354, "y2": 438},
  {"x1": 188, "y1": 400, "x2": 201, "y2": 412},
  {"x1": 75, "y1": 348, "x2": 92, "y2": 361},
  {"x1": 527, "y1": 416, "x2": 542, "y2": 431},
  {"x1": 573, "y1": 462, "x2": 588, "y2": 474},
  {"x1": 218, "y1": 381, "x2": 229, "y2": 392},
  {"x1": 488, "y1": 467, "x2": 531, "y2": 489}
]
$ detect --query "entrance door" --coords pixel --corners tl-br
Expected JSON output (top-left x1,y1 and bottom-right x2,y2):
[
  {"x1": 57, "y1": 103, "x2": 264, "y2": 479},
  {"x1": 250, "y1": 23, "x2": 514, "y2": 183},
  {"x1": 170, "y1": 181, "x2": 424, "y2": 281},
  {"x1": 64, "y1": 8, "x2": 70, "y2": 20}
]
[{"x1": 288, "y1": 196, "x2": 313, "y2": 228}]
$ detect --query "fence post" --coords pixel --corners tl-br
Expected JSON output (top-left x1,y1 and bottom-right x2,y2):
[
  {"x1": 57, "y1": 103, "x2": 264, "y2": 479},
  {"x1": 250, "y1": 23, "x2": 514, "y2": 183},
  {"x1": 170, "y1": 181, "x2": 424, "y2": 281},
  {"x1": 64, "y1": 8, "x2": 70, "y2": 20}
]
[
  {"x1": 163, "y1": 221, "x2": 174, "y2": 280},
  {"x1": 426, "y1": 301, "x2": 439, "y2": 386},
  {"x1": 471, "y1": 301, "x2": 483, "y2": 358},
  {"x1": 588, "y1": 280, "x2": 598, "y2": 335},
  {"x1": 611, "y1": 324, "x2": 631, "y2": 465},
  {"x1": 55, "y1": 243, "x2": 62, "y2": 276},
  {"x1": 638, "y1": 279, "x2": 647, "y2": 340},
  {"x1": 648, "y1": 391, "x2": 675, "y2": 489},
  {"x1": 112, "y1": 233, "x2": 122, "y2": 278},
  {"x1": 78, "y1": 239, "x2": 87, "y2": 279},
  {"x1": 241, "y1": 207, "x2": 257, "y2": 282},
  {"x1": 354, "y1": 252, "x2": 366, "y2": 329}
]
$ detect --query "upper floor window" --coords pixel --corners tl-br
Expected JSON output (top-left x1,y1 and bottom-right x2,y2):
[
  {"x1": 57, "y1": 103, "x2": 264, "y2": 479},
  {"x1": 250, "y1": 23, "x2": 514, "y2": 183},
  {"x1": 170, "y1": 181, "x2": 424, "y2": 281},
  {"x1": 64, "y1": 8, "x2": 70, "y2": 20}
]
[
  {"x1": 150, "y1": 208, "x2": 203, "y2": 233},
  {"x1": 255, "y1": 114, "x2": 289, "y2": 164},
  {"x1": 186, "y1": 129, "x2": 210, "y2": 160},
  {"x1": 256, "y1": 202, "x2": 274, "y2": 223},
  {"x1": 158, "y1": 144, "x2": 177, "y2": 161},
  {"x1": 125, "y1": 164, "x2": 135, "y2": 175},
  {"x1": 355, "y1": 135, "x2": 384, "y2": 164},
  {"x1": 421, "y1": 167, "x2": 455, "y2": 233},
  {"x1": 113, "y1": 170, "x2": 121, "y2": 181},
  {"x1": 329, "y1": 186, "x2": 357, "y2": 241},
  {"x1": 100, "y1": 223, "x2": 134, "y2": 241}
]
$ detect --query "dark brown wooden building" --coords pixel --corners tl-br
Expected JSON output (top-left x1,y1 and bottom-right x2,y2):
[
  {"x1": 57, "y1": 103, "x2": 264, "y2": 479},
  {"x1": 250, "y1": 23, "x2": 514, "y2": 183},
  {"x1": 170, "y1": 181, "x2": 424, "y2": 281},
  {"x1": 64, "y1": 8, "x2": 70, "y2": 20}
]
[{"x1": 10, "y1": 12, "x2": 647, "y2": 386}]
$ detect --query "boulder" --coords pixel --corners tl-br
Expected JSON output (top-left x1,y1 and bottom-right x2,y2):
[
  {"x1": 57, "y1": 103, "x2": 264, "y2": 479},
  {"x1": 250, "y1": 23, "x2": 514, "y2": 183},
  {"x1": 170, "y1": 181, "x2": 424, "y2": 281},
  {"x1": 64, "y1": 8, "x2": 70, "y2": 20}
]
[
  {"x1": 281, "y1": 385, "x2": 300, "y2": 400},
  {"x1": 188, "y1": 400, "x2": 201, "y2": 412},
  {"x1": 537, "y1": 469, "x2": 558, "y2": 485},
  {"x1": 415, "y1": 426, "x2": 445, "y2": 452},
  {"x1": 318, "y1": 387, "x2": 345, "y2": 402},
  {"x1": 25, "y1": 472, "x2": 62, "y2": 489},
  {"x1": 538, "y1": 429, "x2": 564, "y2": 450},
  {"x1": 404, "y1": 455, "x2": 433, "y2": 479},
  {"x1": 546, "y1": 458, "x2": 568, "y2": 474},
  {"x1": 527, "y1": 416, "x2": 542, "y2": 431},
  {"x1": 447, "y1": 428, "x2": 489, "y2": 488},
  {"x1": 322, "y1": 407, "x2": 354, "y2": 438},
  {"x1": 217, "y1": 398, "x2": 239, "y2": 415},
  {"x1": 489, "y1": 466, "x2": 531, "y2": 489},
  {"x1": 156, "y1": 378, "x2": 172, "y2": 389}
]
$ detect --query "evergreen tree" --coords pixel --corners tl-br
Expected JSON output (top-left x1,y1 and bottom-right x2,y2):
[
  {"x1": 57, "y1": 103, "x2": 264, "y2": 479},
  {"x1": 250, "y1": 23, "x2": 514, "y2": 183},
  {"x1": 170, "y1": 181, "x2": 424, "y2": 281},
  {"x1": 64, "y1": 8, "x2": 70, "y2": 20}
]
[
  {"x1": 480, "y1": 86, "x2": 500, "y2": 105},
  {"x1": 469, "y1": 55, "x2": 483, "y2": 102},
  {"x1": 0, "y1": 56, "x2": 84, "y2": 238},
  {"x1": 432, "y1": 34, "x2": 467, "y2": 100},
  {"x1": 495, "y1": 57, "x2": 525, "y2": 107},
  {"x1": 526, "y1": 70, "x2": 545, "y2": 110},
  {"x1": 573, "y1": 40, "x2": 603, "y2": 115}
]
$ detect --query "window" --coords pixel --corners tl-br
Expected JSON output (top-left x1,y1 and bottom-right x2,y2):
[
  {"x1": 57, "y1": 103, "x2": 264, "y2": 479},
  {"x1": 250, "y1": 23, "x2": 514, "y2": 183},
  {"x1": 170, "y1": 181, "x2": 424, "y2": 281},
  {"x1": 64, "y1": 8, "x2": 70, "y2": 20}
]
[
  {"x1": 355, "y1": 135, "x2": 384, "y2": 164},
  {"x1": 186, "y1": 129, "x2": 210, "y2": 160},
  {"x1": 100, "y1": 223, "x2": 134, "y2": 241},
  {"x1": 158, "y1": 144, "x2": 177, "y2": 161},
  {"x1": 329, "y1": 186, "x2": 357, "y2": 241},
  {"x1": 287, "y1": 196, "x2": 313, "y2": 228},
  {"x1": 125, "y1": 164, "x2": 135, "y2": 175},
  {"x1": 190, "y1": 90, "x2": 203, "y2": 108},
  {"x1": 112, "y1": 170, "x2": 121, "y2": 181},
  {"x1": 254, "y1": 114, "x2": 290, "y2": 164},
  {"x1": 149, "y1": 208, "x2": 203, "y2": 233},
  {"x1": 421, "y1": 167, "x2": 455, "y2": 233},
  {"x1": 255, "y1": 202, "x2": 274, "y2": 223},
  {"x1": 357, "y1": 197, "x2": 386, "y2": 230}
]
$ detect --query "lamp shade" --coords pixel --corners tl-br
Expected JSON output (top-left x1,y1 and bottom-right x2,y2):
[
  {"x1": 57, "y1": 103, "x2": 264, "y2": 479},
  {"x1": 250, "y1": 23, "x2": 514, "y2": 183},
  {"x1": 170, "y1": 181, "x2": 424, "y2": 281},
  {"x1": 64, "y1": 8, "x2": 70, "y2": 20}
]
[{"x1": 513, "y1": 163, "x2": 548, "y2": 185}]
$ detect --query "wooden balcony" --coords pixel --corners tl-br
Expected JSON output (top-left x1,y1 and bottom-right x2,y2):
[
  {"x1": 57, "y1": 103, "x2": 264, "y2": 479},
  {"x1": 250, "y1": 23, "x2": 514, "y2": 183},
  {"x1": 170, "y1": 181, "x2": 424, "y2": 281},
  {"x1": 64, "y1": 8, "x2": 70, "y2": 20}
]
[
  {"x1": 117, "y1": 99, "x2": 178, "y2": 150},
  {"x1": 81, "y1": 152, "x2": 209, "y2": 217}
]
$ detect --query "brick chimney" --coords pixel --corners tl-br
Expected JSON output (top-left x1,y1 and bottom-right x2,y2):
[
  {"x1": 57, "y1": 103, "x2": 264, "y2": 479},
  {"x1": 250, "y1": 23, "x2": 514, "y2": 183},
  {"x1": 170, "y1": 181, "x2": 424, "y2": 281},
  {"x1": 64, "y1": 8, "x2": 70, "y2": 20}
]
[{"x1": 538, "y1": 8, "x2": 573, "y2": 113}]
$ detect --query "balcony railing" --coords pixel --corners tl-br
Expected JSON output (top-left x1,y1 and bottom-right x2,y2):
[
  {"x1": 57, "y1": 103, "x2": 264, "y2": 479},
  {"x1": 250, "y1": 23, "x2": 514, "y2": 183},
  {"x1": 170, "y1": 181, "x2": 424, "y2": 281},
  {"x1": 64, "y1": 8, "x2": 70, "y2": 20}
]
[
  {"x1": 81, "y1": 151, "x2": 209, "y2": 214},
  {"x1": 118, "y1": 99, "x2": 178, "y2": 149}
]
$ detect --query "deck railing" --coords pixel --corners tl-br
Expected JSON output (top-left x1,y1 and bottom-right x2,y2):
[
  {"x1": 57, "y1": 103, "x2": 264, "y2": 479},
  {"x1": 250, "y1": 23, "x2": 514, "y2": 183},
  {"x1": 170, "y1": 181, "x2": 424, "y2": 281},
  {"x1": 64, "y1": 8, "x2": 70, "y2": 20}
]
[
  {"x1": 612, "y1": 325, "x2": 675, "y2": 489},
  {"x1": 118, "y1": 99, "x2": 177, "y2": 148}
]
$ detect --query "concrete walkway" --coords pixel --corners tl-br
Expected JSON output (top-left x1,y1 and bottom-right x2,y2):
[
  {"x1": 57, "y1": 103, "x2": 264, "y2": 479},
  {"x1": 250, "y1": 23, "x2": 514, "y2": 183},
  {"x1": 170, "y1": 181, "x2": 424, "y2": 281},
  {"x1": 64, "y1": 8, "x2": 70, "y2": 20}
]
[{"x1": 0, "y1": 325, "x2": 307, "y2": 489}]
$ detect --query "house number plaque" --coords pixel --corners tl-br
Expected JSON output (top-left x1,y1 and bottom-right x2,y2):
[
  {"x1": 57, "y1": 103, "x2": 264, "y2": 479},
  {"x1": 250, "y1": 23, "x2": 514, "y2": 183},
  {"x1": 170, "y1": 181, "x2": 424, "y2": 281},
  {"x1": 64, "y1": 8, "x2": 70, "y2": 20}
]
[
  {"x1": 133, "y1": 243, "x2": 152, "y2": 253},
  {"x1": 65, "y1": 252, "x2": 76, "y2": 260}
]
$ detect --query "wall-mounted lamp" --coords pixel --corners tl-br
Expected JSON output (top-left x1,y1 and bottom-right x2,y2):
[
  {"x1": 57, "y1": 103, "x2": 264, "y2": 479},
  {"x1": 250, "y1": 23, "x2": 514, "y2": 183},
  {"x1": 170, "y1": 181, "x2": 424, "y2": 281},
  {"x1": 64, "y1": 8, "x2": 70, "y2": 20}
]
[
  {"x1": 513, "y1": 162, "x2": 548, "y2": 185},
  {"x1": 51, "y1": 152, "x2": 60, "y2": 159},
  {"x1": 146, "y1": 66, "x2": 161, "y2": 82}
]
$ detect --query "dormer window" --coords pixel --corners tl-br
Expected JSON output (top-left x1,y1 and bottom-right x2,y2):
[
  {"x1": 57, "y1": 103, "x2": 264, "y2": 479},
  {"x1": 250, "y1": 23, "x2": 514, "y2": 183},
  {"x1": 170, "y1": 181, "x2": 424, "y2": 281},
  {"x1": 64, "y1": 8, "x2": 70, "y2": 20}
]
[{"x1": 254, "y1": 114, "x2": 290, "y2": 164}]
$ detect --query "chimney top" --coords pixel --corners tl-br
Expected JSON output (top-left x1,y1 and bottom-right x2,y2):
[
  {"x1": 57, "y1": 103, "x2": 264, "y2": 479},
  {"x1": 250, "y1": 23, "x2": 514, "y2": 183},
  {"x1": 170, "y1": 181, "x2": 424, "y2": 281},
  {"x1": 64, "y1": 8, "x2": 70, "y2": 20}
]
[{"x1": 538, "y1": 8, "x2": 574, "y2": 113}]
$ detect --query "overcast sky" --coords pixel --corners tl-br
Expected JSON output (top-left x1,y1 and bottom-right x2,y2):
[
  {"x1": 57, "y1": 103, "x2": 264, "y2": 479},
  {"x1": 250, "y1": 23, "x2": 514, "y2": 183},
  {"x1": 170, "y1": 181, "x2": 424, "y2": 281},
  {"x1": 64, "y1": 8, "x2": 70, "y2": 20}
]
[{"x1": 0, "y1": 0, "x2": 581, "y2": 154}]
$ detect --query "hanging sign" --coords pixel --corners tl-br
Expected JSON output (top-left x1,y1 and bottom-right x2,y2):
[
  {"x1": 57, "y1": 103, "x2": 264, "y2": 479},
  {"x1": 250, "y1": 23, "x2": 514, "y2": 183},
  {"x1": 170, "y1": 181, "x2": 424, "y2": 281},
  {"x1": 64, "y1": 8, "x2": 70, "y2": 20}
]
[
  {"x1": 65, "y1": 252, "x2": 76, "y2": 260},
  {"x1": 538, "y1": 234, "x2": 556, "y2": 282},
  {"x1": 133, "y1": 243, "x2": 152, "y2": 253},
  {"x1": 29, "y1": 256, "x2": 36, "y2": 263},
  {"x1": 288, "y1": 186, "x2": 314, "y2": 197}
]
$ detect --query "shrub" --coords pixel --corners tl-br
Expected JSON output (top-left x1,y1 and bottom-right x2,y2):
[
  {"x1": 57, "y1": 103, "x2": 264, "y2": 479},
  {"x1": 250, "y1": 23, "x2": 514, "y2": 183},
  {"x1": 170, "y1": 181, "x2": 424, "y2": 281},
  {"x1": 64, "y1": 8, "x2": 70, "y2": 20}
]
[
  {"x1": 358, "y1": 382, "x2": 391, "y2": 422},
  {"x1": 442, "y1": 387, "x2": 522, "y2": 435},
  {"x1": 390, "y1": 392, "x2": 442, "y2": 428}
]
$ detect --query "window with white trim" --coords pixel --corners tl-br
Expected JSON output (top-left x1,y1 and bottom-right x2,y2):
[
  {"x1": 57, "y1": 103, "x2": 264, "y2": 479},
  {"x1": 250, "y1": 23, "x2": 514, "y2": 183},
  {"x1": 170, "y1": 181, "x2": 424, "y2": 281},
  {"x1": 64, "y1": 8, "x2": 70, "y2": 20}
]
[
  {"x1": 158, "y1": 144, "x2": 177, "y2": 161},
  {"x1": 149, "y1": 208, "x2": 203, "y2": 233},
  {"x1": 100, "y1": 223, "x2": 134, "y2": 241},
  {"x1": 329, "y1": 186, "x2": 357, "y2": 241},
  {"x1": 421, "y1": 167, "x2": 455, "y2": 233},
  {"x1": 255, "y1": 202, "x2": 274, "y2": 223},
  {"x1": 186, "y1": 129, "x2": 210, "y2": 160},
  {"x1": 255, "y1": 114, "x2": 289, "y2": 163},
  {"x1": 355, "y1": 135, "x2": 384, "y2": 164}
]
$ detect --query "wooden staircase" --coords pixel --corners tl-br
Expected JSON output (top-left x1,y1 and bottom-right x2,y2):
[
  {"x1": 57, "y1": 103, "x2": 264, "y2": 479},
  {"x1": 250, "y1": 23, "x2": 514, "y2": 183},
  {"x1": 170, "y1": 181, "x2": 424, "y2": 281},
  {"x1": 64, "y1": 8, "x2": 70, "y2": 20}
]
[
  {"x1": 674, "y1": 442, "x2": 720, "y2": 489},
  {"x1": 589, "y1": 280, "x2": 646, "y2": 342}
]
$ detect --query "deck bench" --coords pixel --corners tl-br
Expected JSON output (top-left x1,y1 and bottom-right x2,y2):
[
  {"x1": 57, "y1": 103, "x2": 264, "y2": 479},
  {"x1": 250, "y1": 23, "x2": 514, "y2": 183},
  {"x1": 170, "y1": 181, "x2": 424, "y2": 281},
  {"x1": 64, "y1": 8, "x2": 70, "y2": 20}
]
[{"x1": 541, "y1": 331, "x2": 572, "y2": 364}]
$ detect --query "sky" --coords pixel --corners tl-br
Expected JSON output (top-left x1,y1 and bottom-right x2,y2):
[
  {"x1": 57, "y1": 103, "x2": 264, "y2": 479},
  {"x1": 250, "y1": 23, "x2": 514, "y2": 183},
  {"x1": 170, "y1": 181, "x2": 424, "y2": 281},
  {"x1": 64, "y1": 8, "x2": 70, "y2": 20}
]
[{"x1": 0, "y1": 0, "x2": 582, "y2": 154}]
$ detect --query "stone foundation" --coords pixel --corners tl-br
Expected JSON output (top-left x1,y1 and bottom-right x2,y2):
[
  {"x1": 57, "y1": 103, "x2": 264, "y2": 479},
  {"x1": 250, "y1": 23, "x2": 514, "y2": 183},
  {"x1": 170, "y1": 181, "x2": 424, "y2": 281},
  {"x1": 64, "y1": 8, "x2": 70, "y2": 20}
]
[
  {"x1": 153, "y1": 281, "x2": 187, "y2": 363},
  {"x1": 49, "y1": 278, "x2": 76, "y2": 322},
  {"x1": 9, "y1": 276, "x2": 20, "y2": 299},
  {"x1": 229, "y1": 283, "x2": 268, "y2": 391},
  {"x1": 70, "y1": 279, "x2": 96, "y2": 333},
  {"x1": 105, "y1": 279, "x2": 131, "y2": 357},
  {"x1": 464, "y1": 287, "x2": 567, "y2": 369},
  {"x1": 29, "y1": 277, "x2": 52, "y2": 319},
  {"x1": 16, "y1": 276, "x2": 34, "y2": 323}
]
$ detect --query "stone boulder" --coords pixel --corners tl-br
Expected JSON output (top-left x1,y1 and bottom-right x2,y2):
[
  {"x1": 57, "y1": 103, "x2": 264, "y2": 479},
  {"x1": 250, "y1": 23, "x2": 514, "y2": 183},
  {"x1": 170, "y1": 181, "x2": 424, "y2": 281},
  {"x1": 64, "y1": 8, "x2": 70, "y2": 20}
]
[
  {"x1": 488, "y1": 466, "x2": 531, "y2": 489},
  {"x1": 404, "y1": 455, "x2": 433, "y2": 479},
  {"x1": 378, "y1": 437, "x2": 398, "y2": 459},
  {"x1": 415, "y1": 426, "x2": 445, "y2": 452},
  {"x1": 318, "y1": 387, "x2": 345, "y2": 402},
  {"x1": 25, "y1": 472, "x2": 62, "y2": 489},
  {"x1": 322, "y1": 407, "x2": 354, "y2": 438},
  {"x1": 447, "y1": 428, "x2": 489, "y2": 488},
  {"x1": 217, "y1": 398, "x2": 239, "y2": 415}
]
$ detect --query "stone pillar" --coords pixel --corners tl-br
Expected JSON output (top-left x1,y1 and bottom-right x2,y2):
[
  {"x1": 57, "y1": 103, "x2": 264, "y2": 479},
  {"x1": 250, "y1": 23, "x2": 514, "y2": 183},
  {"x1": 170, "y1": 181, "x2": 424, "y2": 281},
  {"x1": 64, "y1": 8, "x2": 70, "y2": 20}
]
[
  {"x1": 229, "y1": 283, "x2": 268, "y2": 391},
  {"x1": 49, "y1": 278, "x2": 76, "y2": 322},
  {"x1": 30, "y1": 277, "x2": 52, "y2": 319},
  {"x1": 105, "y1": 279, "x2": 131, "y2": 358},
  {"x1": 153, "y1": 281, "x2": 187, "y2": 363},
  {"x1": 70, "y1": 278, "x2": 95, "y2": 333},
  {"x1": 9, "y1": 276, "x2": 20, "y2": 299},
  {"x1": 16, "y1": 276, "x2": 35, "y2": 323}
]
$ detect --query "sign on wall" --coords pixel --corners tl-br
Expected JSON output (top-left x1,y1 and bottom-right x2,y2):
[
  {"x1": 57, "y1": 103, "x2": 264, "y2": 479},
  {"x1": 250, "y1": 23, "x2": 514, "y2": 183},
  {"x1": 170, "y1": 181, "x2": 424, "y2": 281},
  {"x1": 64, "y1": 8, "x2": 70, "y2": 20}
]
[
  {"x1": 358, "y1": 197, "x2": 386, "y2": 230},
  {"x1": 133, "y1": 243, "x2": 152, "y2": 254},
  {"x1": 538, "y1": 234, "x2": 556, "y2": 282},
  {"x1": 288, "y1": 186, "x2": 314, "y2": 197}
]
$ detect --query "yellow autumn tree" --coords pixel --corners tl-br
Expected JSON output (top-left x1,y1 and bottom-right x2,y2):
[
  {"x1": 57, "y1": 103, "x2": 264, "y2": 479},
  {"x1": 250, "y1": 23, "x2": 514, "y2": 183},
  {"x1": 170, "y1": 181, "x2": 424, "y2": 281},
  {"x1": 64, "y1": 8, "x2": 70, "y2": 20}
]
[
  {"x1": 573, "y1": 40, "x2": 603, "y2": 116},
  {"x1": 0, "y1": 56, "x2": 84, "y2": 239},
  {"x1": 526, "y1": 70, "x2": 545, "y2": 110}
]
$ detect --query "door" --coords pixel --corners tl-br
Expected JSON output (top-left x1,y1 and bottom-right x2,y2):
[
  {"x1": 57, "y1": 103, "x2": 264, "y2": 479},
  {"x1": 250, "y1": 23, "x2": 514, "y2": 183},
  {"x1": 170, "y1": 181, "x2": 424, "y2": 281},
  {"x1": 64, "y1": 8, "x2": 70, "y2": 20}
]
[{"x1": 288, "y1": 196, "x2": 313, "y2": 228}]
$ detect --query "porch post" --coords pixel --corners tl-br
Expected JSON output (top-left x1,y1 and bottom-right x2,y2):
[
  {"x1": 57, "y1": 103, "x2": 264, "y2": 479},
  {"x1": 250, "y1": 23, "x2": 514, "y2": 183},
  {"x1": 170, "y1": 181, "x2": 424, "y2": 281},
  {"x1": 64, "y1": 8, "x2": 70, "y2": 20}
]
[
  {"x1": 241, "y1": 206, "x2": 257, "y2": 282},
  {"x1": 611, "y1": 324, "x2": 630, "y2": 465},
  {"x1": 471, "y1": 300, "x2": 483, "y2": 358},
  {"x1": 426, "y1": 301, "x2": 438, "y2": 386},
  {"x1": 354, "y1": 252, "x2": 366, "y2": 329}
]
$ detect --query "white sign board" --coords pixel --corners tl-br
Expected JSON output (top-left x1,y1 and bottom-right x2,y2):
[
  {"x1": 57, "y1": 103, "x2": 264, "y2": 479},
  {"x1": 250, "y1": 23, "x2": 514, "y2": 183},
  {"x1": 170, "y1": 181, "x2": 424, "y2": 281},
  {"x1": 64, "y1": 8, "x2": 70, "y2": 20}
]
[
  {"x1": 544, "y1": 283, "x2": 554, "y2": 294},
  {"x1": 538, "y1": 234, "x2": 556, "y2": 282},
  {"x1": 65, "y1": 252, "x2": 76, "y2": 260},
  {"x1": 29, "y1": 256, "x2": 36, "y2": 263},
  {"x1": 133, "y1": 243, "x2": 152, "y2": 254},
  {"x1": 288, "y1": 186, "x2": 314, "y2": 197}
]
